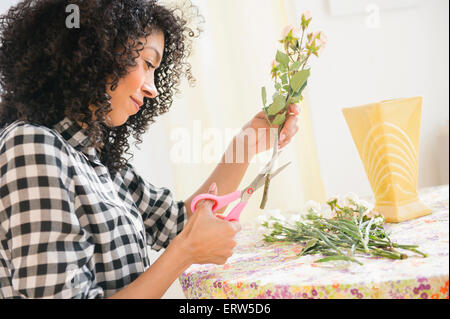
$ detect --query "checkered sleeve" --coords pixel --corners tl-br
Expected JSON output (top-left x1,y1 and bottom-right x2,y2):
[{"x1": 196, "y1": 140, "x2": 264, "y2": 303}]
[
  {"x1": 117, "y1": 163, "x2": 188, "y2": 251},
  {"x1": 0, "y1": 125, "x2": 104, "y2": 299}
]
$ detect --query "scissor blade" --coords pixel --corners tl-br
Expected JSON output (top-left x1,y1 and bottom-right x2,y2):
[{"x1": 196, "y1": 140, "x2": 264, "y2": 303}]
[
  {"x1": 261, "y1": 131, "x2": 279, "y2": 175},
  {"x1": 242, "y1": 161, "x2": 292, "y2": 200},
  {"x1": 270, "y1": 161, "x2": 291, "y2": 179},
  {"x1": 255, "y1": 162, "x2": 292, "y2": 189}
]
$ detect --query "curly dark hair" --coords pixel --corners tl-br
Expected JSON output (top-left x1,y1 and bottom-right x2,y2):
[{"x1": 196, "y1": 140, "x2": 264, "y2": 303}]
[{"x1": 0, "y1": 0, "x2": 201, "y2": 175}]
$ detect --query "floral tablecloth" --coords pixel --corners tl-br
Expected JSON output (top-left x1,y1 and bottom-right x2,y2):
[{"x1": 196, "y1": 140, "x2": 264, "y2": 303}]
[{"x1": 179, "y1": 185, "x2": 449, "y2": 299}]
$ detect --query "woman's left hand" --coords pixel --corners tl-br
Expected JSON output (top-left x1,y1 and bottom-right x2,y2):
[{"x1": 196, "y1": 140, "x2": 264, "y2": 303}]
[{"x1": 239, "y1": 104, "x2": 300, "y2": 157}]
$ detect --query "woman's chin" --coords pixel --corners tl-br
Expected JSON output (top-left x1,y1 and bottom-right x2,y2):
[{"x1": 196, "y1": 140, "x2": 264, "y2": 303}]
[{"x1": 105, "y1": 111, "x2": 130, "y2": 127}]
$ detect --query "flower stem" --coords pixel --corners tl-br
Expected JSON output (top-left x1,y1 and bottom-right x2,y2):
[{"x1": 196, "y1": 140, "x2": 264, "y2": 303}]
[{"x1": 260, "y1": 175, "x2": 270, "y2": 209}]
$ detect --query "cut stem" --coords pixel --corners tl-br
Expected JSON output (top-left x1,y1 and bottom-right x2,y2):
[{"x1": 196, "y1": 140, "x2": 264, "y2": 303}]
[{"x1": 260, "y1": 175, "x2": 271, "y2": 209}]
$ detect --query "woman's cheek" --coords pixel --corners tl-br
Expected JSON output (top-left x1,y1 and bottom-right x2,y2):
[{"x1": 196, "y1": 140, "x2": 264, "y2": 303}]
[{"x1": 125, "y1": 68, "x2": 145, "y2": 91}]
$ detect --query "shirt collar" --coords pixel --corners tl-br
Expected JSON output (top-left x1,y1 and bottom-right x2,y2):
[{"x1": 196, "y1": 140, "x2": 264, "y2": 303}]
[{"x1": 52, "y1": 116, "x2": 100, "y2": 162}]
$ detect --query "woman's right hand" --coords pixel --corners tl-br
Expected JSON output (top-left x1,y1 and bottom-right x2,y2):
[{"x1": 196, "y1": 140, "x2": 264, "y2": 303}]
[{"x1": 178, "y1": 183, "x2": 241, "y2": 265}]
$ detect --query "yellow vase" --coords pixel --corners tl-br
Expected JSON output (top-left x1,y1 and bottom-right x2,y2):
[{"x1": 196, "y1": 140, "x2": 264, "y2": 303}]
[{"x1": 342, "y1": 97, "x2": 432, "y2": 223}]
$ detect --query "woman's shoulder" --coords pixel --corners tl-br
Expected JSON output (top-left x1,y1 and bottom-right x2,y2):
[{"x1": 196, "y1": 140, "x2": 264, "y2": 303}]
[{"x1": 0, "y1": 120, "x2": 69, "y2": 154}]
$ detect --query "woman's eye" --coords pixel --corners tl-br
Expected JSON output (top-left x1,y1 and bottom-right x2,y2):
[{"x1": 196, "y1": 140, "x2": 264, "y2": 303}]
[{"x1": 145, "y1": 60, "x2": 155, "y2": 69}]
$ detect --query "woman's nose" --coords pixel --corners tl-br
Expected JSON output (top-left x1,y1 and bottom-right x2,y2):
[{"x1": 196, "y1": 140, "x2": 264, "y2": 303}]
[{"x1": 142, "y1": 82, "x2": 158, "y2": 99}]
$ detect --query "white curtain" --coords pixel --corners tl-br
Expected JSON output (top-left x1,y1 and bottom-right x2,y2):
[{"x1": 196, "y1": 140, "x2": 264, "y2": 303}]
[{"x1": 161, "y1": 0, "x2": 326, "y2": 224}]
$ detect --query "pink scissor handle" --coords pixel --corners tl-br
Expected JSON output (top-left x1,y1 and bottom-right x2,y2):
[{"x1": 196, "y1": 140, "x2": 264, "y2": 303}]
[
  {"x1": 223, "y1": 201, "x2": 248, "y2": 222},
  {"x1": 191, "y1": 191, "x2": 241, "y2": 214}
]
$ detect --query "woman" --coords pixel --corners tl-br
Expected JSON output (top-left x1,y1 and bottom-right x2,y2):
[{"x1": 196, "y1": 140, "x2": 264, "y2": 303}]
[{"x1": 0, "y1": 0, "x2": 299, "y2": 298}]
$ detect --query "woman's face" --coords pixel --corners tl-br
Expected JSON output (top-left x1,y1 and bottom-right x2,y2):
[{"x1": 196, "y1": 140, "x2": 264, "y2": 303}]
[{"x1": 103, "y1": 30, "x2": 165, "y2": 127}]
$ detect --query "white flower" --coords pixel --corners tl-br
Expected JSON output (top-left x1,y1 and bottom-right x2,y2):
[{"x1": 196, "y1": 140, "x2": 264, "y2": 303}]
[
  {"x1": 257, "y1": 214, "x2": 270, "y2": 225},
  {"x1": 260, "y1": 209, "x2": 286, "y2": 226},
  {"x1": 319, "y1": 207, "x2": 335, "y2": 219},
  {"x1": 327, "y1": 194, "x2": 339, "y2": 202},
  {"x1": 358, "y1": 200, "x2": 374, "y2": 212},
  {"x1": 303, "y1": 200, "x2": 321, "y2": 214},
  {"x1": 270, "y1": 209, "x2": 286, "y2": 220},
  {"x1": 344, "y1": 192, "x2": 360, "y2": 207},
  {"x1": 288, "y1": 213, "x2": 302, "y2": 223},
  {"x1": 261, "y1": 208, "x2": 279, "y2": 217},
  {"x1": 257, "y1": 226, "x2": 272, "y2": 236},
  {"x1": 318, "y1": 32, "x2": 327, "y2": 47},
  {"x1": 273, "y1": 213, "x2": 287, "y2": 223},
  {"x1": 373, "y1": 216, "x2": 385, "y2": 226}
]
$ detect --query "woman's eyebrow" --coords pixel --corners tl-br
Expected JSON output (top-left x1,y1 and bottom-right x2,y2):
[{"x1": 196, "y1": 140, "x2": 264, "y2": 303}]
[{"x1": 144, "y1": 45, "x2": 162, "y2": 64}]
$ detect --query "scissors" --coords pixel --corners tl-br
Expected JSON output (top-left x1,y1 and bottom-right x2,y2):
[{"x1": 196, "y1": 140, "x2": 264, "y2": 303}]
[{"x1": 191, "y1": 136, "x2": 290, "y2": 222}]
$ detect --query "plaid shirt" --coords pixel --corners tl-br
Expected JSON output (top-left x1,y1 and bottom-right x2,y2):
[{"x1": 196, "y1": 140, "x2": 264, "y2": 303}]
[{"x1": 0, "y1": 116, "x2": 187, "y2": 298}]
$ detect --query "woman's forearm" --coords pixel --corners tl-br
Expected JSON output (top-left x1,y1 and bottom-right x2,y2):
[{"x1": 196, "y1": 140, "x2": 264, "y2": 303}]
[
  {"x1": 184, "y1": 135, "x2": 254, "y2": 218},
  {"x1": 108, "y1": 236, "x2": 191, "y2": 299}
]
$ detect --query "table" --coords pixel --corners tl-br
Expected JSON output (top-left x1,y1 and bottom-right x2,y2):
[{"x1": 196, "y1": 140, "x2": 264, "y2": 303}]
[{"x1": 179, "y1": 185, "x2": 449, "y2": 299}]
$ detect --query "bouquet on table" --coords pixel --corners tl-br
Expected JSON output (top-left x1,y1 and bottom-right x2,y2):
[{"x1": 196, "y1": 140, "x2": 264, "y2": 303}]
[{"x1": 259, "y1": 193, "x2": 427, "y2": 265}]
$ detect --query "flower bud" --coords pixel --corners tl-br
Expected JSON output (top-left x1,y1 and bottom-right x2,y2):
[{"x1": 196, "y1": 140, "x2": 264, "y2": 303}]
[
  {"x1": 301, "y1": 11, "x2": 313, "y2": 30},
  {"x1": 303, "y1": 11, "x2": 312, "y2": 21},
  {"x1": 318, "y1": 32, "x2": 328, "y2": 46},
  {"x1": 271, "y1": 59, "x2": 280, "y2": 69},
  {"x1": 327, "y1": 195, "x2": 339, "y2": 205},
  {"x1": 282, "y1": 25, "x2": 301, "y2": 39}
]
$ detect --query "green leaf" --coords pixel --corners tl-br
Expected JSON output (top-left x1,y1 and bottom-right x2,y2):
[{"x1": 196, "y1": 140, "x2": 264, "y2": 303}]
[
  {"x1": 261, "y1": 87, "x2": 267, "y2": 106},
  {"x1": 298, "y1": 238, "x2": 318, "y2": 256},
  {"x1": 289, "y1": 94, "x2": 303, "y2": 104},
  {"x1": 315, "y1": 255, "x2": 363, "y2": 265},
  {"x1": 291, "y1": 69, "x2": 310, "y2": 93},
  {"x1": 272, "y1": 112, "x2": 286, "y2": 126},
  {"x1": 288, "y1": 80, "x2": 307, "y2": 104},
  {"x1": 280, "y1": 73, "x2": 288, "y2": 85},
  {"x1": 291, "y1": 61, "x2": 302, "y2": 71},
  {"x1": 267, "y1": 94, "x2": 286, "y2": 116},
  {"x1": 276, "y1": 50, "x2": 290, "y2": 68},
  {"x1": 295, "y1": 80, "x2": 308, "y2": 96},
  {"x1": 274, "y1": 82, "x2": 281, "y2": 90}
]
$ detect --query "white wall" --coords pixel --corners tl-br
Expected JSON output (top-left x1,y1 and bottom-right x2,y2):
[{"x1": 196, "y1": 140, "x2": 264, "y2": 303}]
[
  {"x1": 286, "y1": 0, "x2": 449, "y2": 197},
  {"x1": 0, "y1": 1, "x2": 19, "y2": 14}
]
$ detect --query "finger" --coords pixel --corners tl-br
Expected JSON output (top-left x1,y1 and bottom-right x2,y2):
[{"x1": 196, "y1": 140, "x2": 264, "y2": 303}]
[
  {"x1": 229, "y1": 221, "x2": 242, "y2": 233},
  {"x1": 208, "y1": 182, "x2": 218, "y2": 195},
  {"x1": 279, "y1": 123, "x2": 298, "y2": 146},
  {"x1": 279, "y1": 115, "x2": 298, "y2": 143},
  {"x1": 197, "y1": 182, "x2": 218, "y2": 211},
  {"x1": 254, "y1": 110, "x2": 267, "y2": 119},
  {"x1": 288, "y1": 104, "x2": 300, "y2": 115},
  {"x1": 285, "y1": 113, "x2": 299, "y2": 133},
  {"x1": 279, "y1": 126, "x2": 299, "y2": 148}
]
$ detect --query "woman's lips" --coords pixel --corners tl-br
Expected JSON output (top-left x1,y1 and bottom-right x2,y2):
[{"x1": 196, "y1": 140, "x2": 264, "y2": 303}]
[{"x1": 130, "y1": 97, "x2": 140, "y2": 111}]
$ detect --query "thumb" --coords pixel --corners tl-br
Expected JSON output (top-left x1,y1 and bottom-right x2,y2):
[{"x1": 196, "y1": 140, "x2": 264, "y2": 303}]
[
  {"x1": 208, "y1": 182, "x2": 218, "y2": 195},
  {"x1": 198, "y1": 182, "x2": 218, "y2": 212}
]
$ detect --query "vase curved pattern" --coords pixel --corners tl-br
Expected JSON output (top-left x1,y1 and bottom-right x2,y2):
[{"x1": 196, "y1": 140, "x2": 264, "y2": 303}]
[{"x1": 342, "y1": 97, "x2": 432, "y2": 222}]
